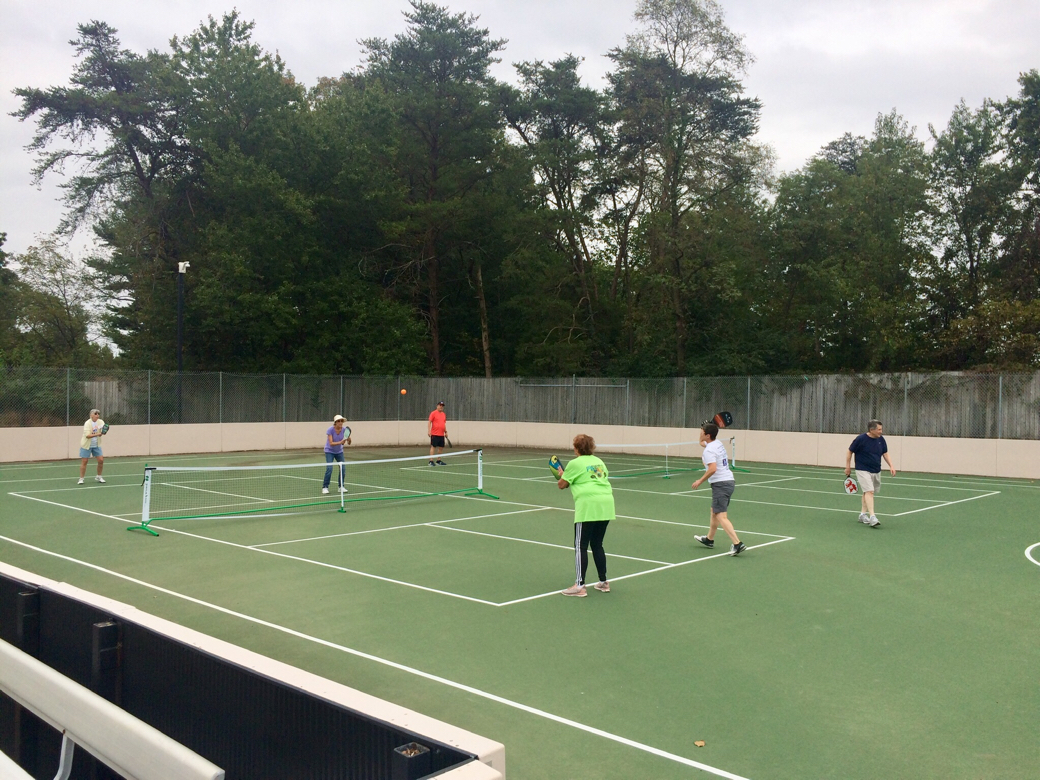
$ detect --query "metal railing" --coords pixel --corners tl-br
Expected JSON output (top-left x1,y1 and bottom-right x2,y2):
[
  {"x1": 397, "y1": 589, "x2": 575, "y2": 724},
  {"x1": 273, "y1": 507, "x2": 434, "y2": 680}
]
[{"x1": 1, "y1": 367, "x2": 1036, "y2": 439}]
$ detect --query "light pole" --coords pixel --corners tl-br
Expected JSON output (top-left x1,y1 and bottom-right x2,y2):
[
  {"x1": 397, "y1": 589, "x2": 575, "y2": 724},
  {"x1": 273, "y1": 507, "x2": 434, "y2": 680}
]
[{"x1": 177, "y1": 262, "x2": 190, "y2": 422}]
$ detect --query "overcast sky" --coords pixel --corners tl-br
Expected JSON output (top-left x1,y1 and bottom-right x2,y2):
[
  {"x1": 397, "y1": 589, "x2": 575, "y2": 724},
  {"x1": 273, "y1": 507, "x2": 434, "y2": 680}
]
[{"x1": 1, "y1": 0, "x2": 1037, "y2": 256}]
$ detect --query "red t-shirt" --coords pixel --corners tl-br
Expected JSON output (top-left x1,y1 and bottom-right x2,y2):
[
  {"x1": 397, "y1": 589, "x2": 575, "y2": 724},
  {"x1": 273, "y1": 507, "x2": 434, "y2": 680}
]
[{"x1": 428, "y1": 410, "x2": 447, "y2": 436}]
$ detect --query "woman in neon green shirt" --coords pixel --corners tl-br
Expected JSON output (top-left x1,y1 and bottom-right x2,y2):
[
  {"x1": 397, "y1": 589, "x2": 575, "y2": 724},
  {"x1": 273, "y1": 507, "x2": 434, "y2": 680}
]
[{"x1": 555, "y1": 434, "x2": 615, "y2": 597}]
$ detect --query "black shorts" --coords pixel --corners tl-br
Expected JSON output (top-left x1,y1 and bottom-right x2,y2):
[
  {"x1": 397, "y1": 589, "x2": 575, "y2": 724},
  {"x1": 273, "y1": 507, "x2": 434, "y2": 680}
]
[{"x1": 430, "y1": 435, "x2": 445, "y2": 448}]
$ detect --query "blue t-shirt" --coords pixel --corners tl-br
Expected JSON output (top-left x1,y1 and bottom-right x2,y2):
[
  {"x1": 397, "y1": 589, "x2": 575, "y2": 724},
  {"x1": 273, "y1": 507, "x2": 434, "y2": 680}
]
[{"x1": 849, "y1": 433, "x2": 887, "y2": 473}]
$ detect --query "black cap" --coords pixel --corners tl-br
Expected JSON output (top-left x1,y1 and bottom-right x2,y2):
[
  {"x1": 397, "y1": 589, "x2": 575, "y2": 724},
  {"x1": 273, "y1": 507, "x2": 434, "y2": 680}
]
[{"x1": 437, "y1": 400, "x2": 445, "y2": 406}]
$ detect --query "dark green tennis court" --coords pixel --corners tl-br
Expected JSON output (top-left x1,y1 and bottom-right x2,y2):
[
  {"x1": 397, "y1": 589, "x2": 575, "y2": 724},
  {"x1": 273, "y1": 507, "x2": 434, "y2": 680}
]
[{"x1": 2, "y1": 446, "x2": 1037, "y2": 779}]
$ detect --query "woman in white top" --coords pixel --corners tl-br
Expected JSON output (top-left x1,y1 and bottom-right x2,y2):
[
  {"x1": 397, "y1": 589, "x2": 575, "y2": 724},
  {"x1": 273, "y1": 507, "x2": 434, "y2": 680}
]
[{"x1": 690, "y1": 422, "x2": 745, "y2": 556}]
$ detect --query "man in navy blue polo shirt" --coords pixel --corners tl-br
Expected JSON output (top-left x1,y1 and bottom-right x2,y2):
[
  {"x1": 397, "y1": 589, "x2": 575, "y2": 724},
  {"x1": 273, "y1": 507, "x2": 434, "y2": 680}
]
[{"x1": 844, "y1": 419, "x2": 897, "y2": 528}]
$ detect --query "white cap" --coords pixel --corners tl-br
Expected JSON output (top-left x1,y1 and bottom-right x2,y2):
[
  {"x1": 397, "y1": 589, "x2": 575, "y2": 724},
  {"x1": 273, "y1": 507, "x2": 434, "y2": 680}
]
[{"x1": 333, "y1": 415, "x2": 346, "y2": 422}]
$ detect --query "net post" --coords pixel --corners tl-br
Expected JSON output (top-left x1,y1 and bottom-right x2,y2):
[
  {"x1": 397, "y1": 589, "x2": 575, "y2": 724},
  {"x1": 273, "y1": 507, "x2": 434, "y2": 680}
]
[
  {"x1": 465, "y1": 449, "x2": 499, "y2": 499},
  {"x1": 338, "y1": 461, "x2": 347, "y2": 513},
  {"x1": 729, "y1": 436, "x2": 751, "y2": 473},
  {"x1": 128, "y1": 467, "x2": 160, "y2": 536}
]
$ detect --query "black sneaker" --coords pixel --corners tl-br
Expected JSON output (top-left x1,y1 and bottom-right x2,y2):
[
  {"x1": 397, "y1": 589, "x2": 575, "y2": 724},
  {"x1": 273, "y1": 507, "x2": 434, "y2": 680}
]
[
  {"x1": 429, "y1": 460, "x2": 436, "y2": 467},
  {"x1": 694, "y1": 535, "x2": 714, "y2": 548},
  {"x1": 436, "y1": 459, "x2": 447, "y2": 465},
  {"x1": 730, "y1": 542, "x2": 747, "y2": 556}
]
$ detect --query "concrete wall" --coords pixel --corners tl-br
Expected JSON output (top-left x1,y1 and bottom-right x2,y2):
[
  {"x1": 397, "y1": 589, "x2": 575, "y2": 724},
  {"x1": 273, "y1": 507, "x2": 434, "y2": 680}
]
[{"x1": 2, "y1": 421, "x2": 1036, "y2": 479}]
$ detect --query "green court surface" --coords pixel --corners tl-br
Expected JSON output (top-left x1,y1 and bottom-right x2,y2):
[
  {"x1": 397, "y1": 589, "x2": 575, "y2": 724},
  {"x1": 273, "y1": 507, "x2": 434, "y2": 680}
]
[{"x1": 1, "y1": 447, "x2": 1038, "y2": 779}]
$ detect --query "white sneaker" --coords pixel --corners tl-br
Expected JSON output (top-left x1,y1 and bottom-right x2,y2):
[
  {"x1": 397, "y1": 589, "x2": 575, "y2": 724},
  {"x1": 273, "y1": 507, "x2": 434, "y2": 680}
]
[
  {"x1": 321, "y1": 487, "x2": 329, "y2": 494},
  {"x1": 77, "y1": 477, "x2": 85, "y2": 485},
  {"x1": 95, "y1": 476, "x2": 106, "y2": 483},
  {"x1": 858, "y1": 513, "x2": 869, "y2": 523},
  {"x1": 868, "y1": 515, "x2": 880, "y2": 528},
  {"x1": 339, "y1": 486, "x2": 348, "y2": 493}
]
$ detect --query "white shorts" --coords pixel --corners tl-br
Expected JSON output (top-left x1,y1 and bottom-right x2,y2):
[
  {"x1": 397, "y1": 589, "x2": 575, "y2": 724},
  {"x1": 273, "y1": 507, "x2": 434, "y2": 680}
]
[{"x1": 855, "y1": 470, "x2": 881, "y2": 493}]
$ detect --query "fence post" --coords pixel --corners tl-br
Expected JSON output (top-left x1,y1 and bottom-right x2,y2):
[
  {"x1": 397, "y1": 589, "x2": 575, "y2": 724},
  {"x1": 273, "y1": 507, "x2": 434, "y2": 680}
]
[
  {"x1": 746, "y1": 376, "x2": 751, "y2": 431},
  {"x1": 282, "y1": 373, "x2": 286, "y2": 422},
  {"x1": 903, "y1": 373, "x2": 909, "y2": 436},
  {"x1": 219, "y1": 372, "x2": 223, "y2": 424},
  {"x1": 147, "y1": 370, "x2": 151, "y2": 426},
  {"x1": 571, "y1": 374, "x2": 577, "y2": 425},
  {"x1": 682, "y1": 377, "x2": 687, "y2": 429},
  {"x1": 997, "y1": 374, "x2": 1003, "y2": 439},
  {"x1": 818, "y1": 375, "x2": 824, "y2": 433},
  {"x1": 626, "y1": 379, "x2": 631, "y2": 427},
  {"x1": 340, "y1": 375, "x2": 344, "y2": 418},
  {"x1": 66, "y1": 368, "x2": 70, "y2": 427}
]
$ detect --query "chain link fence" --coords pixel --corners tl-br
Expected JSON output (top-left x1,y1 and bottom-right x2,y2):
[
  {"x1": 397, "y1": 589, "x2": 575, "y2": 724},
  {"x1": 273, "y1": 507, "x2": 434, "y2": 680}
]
[{"x1": 1, "y1": 367, "x2": 1036, "y2": 439}]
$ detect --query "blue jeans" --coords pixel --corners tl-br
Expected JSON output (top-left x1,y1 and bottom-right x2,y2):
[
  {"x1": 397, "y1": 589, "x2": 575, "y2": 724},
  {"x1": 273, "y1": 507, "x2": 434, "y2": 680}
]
[{"x1": 323, "y1": 452, "x2": 345, "y2": 489}]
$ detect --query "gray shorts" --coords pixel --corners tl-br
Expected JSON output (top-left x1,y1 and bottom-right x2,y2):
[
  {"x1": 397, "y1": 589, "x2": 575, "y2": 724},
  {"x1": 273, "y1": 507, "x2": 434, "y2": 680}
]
[
  {"x1": 710, "y1": 480, "x2": 735, "y2": 513},
  {"x1": 855, "y1": 470, "x2": 881, "y2": 493}
]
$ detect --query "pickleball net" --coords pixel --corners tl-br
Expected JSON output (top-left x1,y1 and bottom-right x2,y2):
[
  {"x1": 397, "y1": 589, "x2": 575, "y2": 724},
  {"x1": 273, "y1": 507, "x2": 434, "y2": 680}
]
[
  {"x1": 129, "y1": 449, "x2": 497, "y2": 535},
  {"x1": 595, "y1": 440, "x2": 705, "y2": 479},
  {"x1": 595, "y1": 437, "x2": 746, "y2": 479}
]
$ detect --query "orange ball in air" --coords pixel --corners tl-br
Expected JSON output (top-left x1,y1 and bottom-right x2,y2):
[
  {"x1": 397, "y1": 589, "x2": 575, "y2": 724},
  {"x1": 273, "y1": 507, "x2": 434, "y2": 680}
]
[{"x1": 400, "y1": 389, "x2": 407, "y2": 395}]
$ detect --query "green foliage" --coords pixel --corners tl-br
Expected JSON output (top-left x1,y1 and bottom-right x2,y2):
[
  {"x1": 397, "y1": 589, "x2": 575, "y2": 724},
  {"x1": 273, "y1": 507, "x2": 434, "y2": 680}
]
[
  {"x1": 0, "y1": 234, "x2": 21, "y2": 365},
  {"x1": 10, "y1": 8, "x2": 1037, "y2": 376},
  {"x1": 1, "y1": 241, "x2": 113, "y2": 367},
  {"x1": 765, "y1": 112, "x2": 931, "y2": 371},
  {"x1": 926, "y1": 100, "x2": 1026, "y2": 367}
]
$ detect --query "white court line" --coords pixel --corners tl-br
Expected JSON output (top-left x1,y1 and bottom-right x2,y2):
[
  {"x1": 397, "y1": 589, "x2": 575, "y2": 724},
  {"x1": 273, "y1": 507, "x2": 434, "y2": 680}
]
[
  {"x1": 1026, "y1": 543, "x2": 1040, "y2": 568},
  {"x1": 431, "y1": 524, "x2": 673, "y2": 566},
  {"x1": 0, "y1": 534, "x2": 751, "y2": 780},
  {"x1": 603, "y1": 483, "x2": 870, "y2": 515},
  {"x1": 7, "y1": 491, "x2": 499, "y2": 605},
  {"x1": 6, "y1": 484, "x2": 140, "y2": 494},
  {"x1": 499, "y1": 537, "x2": 796, "y2": 606},
  {"x1": 706, "y1": 484, "x2": 942, "y2": 502},
  {"x1": 9, "y1": 492, "x2": 140, "y2": 522},
  {"x1": 669, "y1": 481, "x2": 942, "y2": 503},
  {"x1": 439, "y1": 492, "x2": 790, "y2": 539},
  {"x1": 713, "y1": 463, "x2": 1037, "y2": 491},
  {"x1": 889, "y1": 491, "x2": 1001, "y2": 516},
  {"x1": 741, "y1": 477, "x2": 803, "y2": 487},
  {"x1": 612, "y1": 514, "x2": 792, "y2": 540},
  {"x1": 166, "y1": 483, "x2": 275, "y2": 502},
  {"x1": 253, "y1": 507, "x2": 553, "y2": 547},
  {"x1": 476, "y1": 471, "x2": 875, "y2": 514},
  {"x1": 9, "y1": 487, "x2": 790, "y2": 604}
]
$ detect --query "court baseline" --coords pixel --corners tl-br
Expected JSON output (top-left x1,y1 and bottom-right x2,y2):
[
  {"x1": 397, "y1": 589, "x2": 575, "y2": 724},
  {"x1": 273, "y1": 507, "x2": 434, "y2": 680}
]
[{"x1": 0, "y1": 532, "x2": 752, "y2": 780}]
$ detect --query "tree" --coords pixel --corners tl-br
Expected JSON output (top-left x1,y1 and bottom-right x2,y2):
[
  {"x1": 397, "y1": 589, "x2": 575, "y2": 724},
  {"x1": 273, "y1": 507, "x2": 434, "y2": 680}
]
[
  {"x1": 996, "y1": 71, "x2": 1040, "y2": 307},
  {"x1": 0, "y1": 234, "x2": 22, "y2": 363},
  {"x1": 12, "y1": 22, "x2": 193, "y2": 232},
  {"x1": 362, "y1": 1, "x2": 508, "y2": 375},
  {"x1": 606, "y1": 0, "x2": 764, "y2": 373},
  {"x1": 926, "y1": 100, "x2": 1021, "y2": 367},
  {"x1": 765, "y1": 112, "x2": 930, "y2": 371},
  {"x1": 13, "y1": 21, "x2": 194, "y2": 367},
  {"x1": 9, "y1": 241, "x2": 112, "y2": 366},
  {"x1": 503, "y1": 56, "x2": 620, "y2": 370}
]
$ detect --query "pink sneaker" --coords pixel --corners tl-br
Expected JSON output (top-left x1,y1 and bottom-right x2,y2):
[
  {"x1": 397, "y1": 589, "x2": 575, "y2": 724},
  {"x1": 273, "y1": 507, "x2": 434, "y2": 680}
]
[
  {"x1": 593, "y1": 581, "x2": 610, "y2": 592},
  {"x1": 561, "y1": 585, "x2": 587, "y2": 597}
]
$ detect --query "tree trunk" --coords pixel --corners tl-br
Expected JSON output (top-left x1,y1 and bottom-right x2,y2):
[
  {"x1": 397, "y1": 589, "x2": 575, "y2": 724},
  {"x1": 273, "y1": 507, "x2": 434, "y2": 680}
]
[
  {"x1": 425, "y1": 229, "x2": 441, "y2": 375},
  {"x1": 473, "y1": 260, "x2": 492, "y2": 377}
]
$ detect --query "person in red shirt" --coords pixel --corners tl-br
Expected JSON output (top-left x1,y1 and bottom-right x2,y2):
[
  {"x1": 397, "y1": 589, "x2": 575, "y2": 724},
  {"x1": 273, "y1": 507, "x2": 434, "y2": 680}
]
[{"x1": 427, "y1": 401, "x2": 448, "y2": 466}]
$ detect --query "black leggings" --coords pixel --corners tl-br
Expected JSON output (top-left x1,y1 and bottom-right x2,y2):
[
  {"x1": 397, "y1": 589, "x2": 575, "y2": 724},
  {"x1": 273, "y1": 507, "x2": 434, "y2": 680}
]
[{"x1": 573, "y1": 521, "x2": 609, "y2": 586}]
